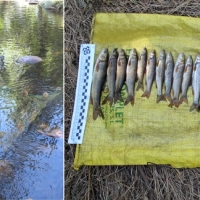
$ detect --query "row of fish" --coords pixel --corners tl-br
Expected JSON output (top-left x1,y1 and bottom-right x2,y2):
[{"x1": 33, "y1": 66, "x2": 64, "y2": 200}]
[{"x1": 90, "y1": 47, "x2": 200, "y2": 120}]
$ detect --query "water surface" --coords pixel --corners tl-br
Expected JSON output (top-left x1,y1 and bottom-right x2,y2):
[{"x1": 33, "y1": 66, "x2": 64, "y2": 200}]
[{"x1": 0, "y1": 1, "x2": 63, "y2": 199}]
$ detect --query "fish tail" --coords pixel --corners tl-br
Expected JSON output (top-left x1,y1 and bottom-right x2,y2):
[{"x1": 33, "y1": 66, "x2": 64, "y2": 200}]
[
  {"x1": 114, "y1": 92, "x2": 124, "y2": 103},
  {"x1": 179, "y1": 95, "x2": 188, "y2": 104},
  {"x1": 141, "y1": 91, "x2": 150, "y2": 99},
  {"x1": 136, "y1": 81, "x2": 144, "y2": 91},
  {"x1": 168, "y1": 99, "x2": 179, "y2": 108},
  {"x1": 156, "y1": 95, "x2": 167, "y2": 103},
  {"x1": 102, "y1": 94, "x2": 113, "y2": 106},
  {"x1": 93, "y1": 105, "x2": 104, "y2": 120},
  {"x1": 189, "y1": 103, "x2": 199, "y2": 112},
  {"x1": 164, "y1": 93, "x2": 172, "y2": 102},
  {"x1": 124, "y1": 95, "x2": 134, "y2": 106}
]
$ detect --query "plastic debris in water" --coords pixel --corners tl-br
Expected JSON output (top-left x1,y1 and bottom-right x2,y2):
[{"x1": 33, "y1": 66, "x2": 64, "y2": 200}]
[{"x1": 16, "y1": 56, "x2": 42, "y2": 64}]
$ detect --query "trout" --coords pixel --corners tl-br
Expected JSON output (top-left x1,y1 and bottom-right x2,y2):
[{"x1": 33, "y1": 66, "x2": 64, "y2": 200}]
[
  {"x1": 156, "y1": 50, "x2": 166, "y2": 103},
  {"x1": 102, "y1": 48, "x2": 118, "y2": 106},
  {"x1": 91, "y1": 48, "x2": 108, "y2": 120},
  {"x1": 114, "y1": 49, "x2": 127, "y2": 103},
  {"x1": 180, "y1": 55, "x2": 193, "y2": 104},
  {"x1": 141, "y1": 50, "x2": 156, "y2": 98},
  {"x1": 190, "y1": 54, "x2": 200, "y2": 111},
  {"x1": 168, "y1": 53, "x2": 185, "y2": 108},
  {"x1": 136, "y1": 47, "x2": 147, "y2": 91},
  {"x1": 164, "y1": 52, "x2": 174, "y2": 101},
  {"x1": 124, "y1": 48, "x2": 138, "y2": 106}
]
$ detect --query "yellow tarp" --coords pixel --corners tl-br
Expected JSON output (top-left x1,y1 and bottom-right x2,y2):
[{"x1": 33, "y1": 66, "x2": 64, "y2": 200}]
[{"x1": 73, "y1": 13, "x2": 200, "y2": 169}]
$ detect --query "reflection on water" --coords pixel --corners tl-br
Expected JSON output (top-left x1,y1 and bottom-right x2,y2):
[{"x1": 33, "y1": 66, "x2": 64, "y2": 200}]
[{"x1": 0, "y1": 1, "x2": 63, "y2": 199}]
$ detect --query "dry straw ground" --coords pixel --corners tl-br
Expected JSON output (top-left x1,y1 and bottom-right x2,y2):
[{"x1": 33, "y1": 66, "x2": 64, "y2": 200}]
[{"x1": 65, "y1": 0, "x2": 200, "y2": 199}]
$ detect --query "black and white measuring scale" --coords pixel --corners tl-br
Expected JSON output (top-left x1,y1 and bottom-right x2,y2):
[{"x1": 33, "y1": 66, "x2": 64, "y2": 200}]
[{"x1": 68, "y1": 44, "x2": 95, "y2": 144}]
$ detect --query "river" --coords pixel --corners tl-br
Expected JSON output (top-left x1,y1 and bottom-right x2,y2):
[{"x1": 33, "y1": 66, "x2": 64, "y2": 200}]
[{"x1": 0, "y1": 1, "x2": 63, "y2": 199}]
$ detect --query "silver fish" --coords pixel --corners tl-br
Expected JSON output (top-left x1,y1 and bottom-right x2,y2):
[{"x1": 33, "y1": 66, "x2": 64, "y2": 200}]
[
  {"x1": 136, "y1": 47, "x2": 147, "y2": 91},
  {"x1": 124, "y1": 48, "x2": 138, "y2": 106},
  {"x1": 168, "y1": 53, "x2": 185, "y2": 108},
  {"x1": 164, "y1": 52, "x2": 174, "y2": 101},
  {"x1": 190, "y1": 54, "x2": 200, "y2": 111},
  {"x1": 102, "y1": 48, "x2": 118, "y2": 106},
  {"x1": 156, "y1": 50, "x2": 166, "y2": 103},
  {"x1": 16, "y1": 55, "x2": 42, "y2": 64},
  {"x1": 180, "y1": 55, "x2": 193, "y2": 104},
  {"x1": 141, "y1": 50, "x2": 156, "y2": 98},
  {"x1": 91, "y1": 48, "x2": 108, "y2": 120},
  {"x1": 114, "y1": 49, "x2": 127, "y2": 103}
]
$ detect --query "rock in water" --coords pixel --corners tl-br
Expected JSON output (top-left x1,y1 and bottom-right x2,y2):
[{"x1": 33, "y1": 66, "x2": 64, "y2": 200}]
[{"x1": 16, "y1": 56, "x2": 42, "y2": 64}]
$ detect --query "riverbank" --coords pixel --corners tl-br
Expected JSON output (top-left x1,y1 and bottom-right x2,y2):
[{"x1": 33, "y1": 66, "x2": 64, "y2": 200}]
[{"x1": 39, "y1": 0, "x2": 63, "y2": 13}]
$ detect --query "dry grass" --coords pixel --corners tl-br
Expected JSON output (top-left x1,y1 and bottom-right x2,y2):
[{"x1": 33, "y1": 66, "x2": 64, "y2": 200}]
[{"x1": 65, "y1": 0, "x2": 200, "y2": 199}]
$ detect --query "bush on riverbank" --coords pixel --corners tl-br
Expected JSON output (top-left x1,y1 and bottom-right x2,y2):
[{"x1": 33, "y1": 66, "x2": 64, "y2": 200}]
[{"x1": 39, "y1": 0, "x2": 63, "y2": 13}]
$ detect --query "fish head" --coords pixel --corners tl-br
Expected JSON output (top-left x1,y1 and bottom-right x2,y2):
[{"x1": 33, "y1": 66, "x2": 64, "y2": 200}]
[
  {"x1": 140, "y1": 47, "x2": 147, "y2": 59},
  {"x1": 186, "y1": 55, "x2": 193, "y2": 66},
  {"x1": 149, "y1": 50, "x2": 155, "y2": 59},
  {"x1": 178, "y1": 53, "x2": 185, "y2": 64},
  {"x1": 166, "y1": 52, "x2": 173, "y2": 61},
  {"x1": 100, "y1": 48, "x2": 108, "y2": 61},
  {"x1": 195, "y1": 54, "x2": 200, "y2": 63},
  {"x1": 118, "y1": 49, "x2": 125, "y2": 56},
  {"x1": 130, "y1": 48, "x2": 137, "y2": 58},
  {"x1": 112, "y1": 48, "x2": 118, "y2": 57},
  {"x1": 159, "y1": 49, "x2": 165, "y2": 60}
]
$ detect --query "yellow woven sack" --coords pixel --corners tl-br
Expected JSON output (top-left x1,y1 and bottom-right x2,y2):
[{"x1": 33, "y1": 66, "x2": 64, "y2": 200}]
[{"x1": 73, "y1": 13, "x2": 200, "y2": 169}]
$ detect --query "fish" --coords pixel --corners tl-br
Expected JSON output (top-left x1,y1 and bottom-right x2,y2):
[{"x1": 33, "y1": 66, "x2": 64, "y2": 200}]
[
  {"x1": 102, "y1": 48, "x2": 118, "y2": 106},
  {"x1": 190, "y1": 54, "x2": 200, "y2": 112},
  {"x1": 141, "y1": 50, "x2": 156, "y2": 98},
  {"x1": 91, "y1": 48, "x2": 108, "y2": 120},
  {"x1": 164, "y1": 52, "x2": 174, "y2": 101},
  {"x1": 124, "y1": 48, "x2": 138, "y2": 106},
  {"x1": 16, "y1": 55, "x2": 42, "y2": 64},
  {"x1": 114, "y1": 49, "x2": 127, "y2": 103},
  {"x1": 168, "y1": 53, "x2": 185, "y2": 108},
  {"x1": 156, "y1": 50, "x2": 166, "y2": 103},
  {"x1": 180, "y1": 55, "x2": 193, "y2": 104},
  {"x1": 136, "y1": 47, "x2": 147, "y2": 91}
]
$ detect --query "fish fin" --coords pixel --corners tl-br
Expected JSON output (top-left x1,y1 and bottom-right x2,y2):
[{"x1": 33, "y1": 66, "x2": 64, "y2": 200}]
[
  {"x1": 141, "y1": 91, "x2": 150, "y2": 99},
  {"x1": 114, "y1": 92, "x2": 123, "y2": 103},
  {"x1": 128, "y1": 59, "x2": 131, "y2": 66},
  {"x1": 156, "y1": 95, "x2": 166, "y2": 103},
  {"x1": 165, "y1": 64, "x2": 167, "y2": 70},
  {"x1": 124, "y1": 95, "x2": 134, "y2": 106},
  {"x1": 93, "y1": 105, "x2": 104, "y2": 120},
  {"x1": 175, "y1": 65, "x2": 179, "y2": 73},
  {"x1": 184, "y1": 65, "x2": 188, "y2": 73},
  {"x1": 168, "y1": 98, "x2": 179, "y2": 108},
  {"x1": 117, "y1": 58, "x2": 121, "y2": 66},
  {"x1": 194, "y1": 64, "x2": 196, "y2": 71},
  {"x1": 190, "y1": 103, "x2": 198, "y2": 112},
  {"x1": 90, "y1": 96, "x2": 93, "y2": 105},
  {"x1": 174, "y1": 99, "x2": 180, "y2": 108},
  {"x1": 164, "y1": 94, "x2": 172, "y2": 102},
  {"x1": 96, "y1": 60, "x2": 100, "y2": 72},
  {"x1": 180, "y1": 96, "x2": 188, "y2": 104},
  {"x1": 102, "y1": 94, "x2": 113, "y2": 106},
  {"x1": 168, "y1": 101, "x2": 174, "y2": 108},
  {"x1": 136, "y1": 81, "x2": 144, "y2": 91}
]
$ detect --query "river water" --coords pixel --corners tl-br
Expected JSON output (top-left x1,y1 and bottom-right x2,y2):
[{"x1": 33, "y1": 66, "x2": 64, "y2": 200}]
[{"x1": 0, "y1": 1, "x2": 63, "y2": 199}]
